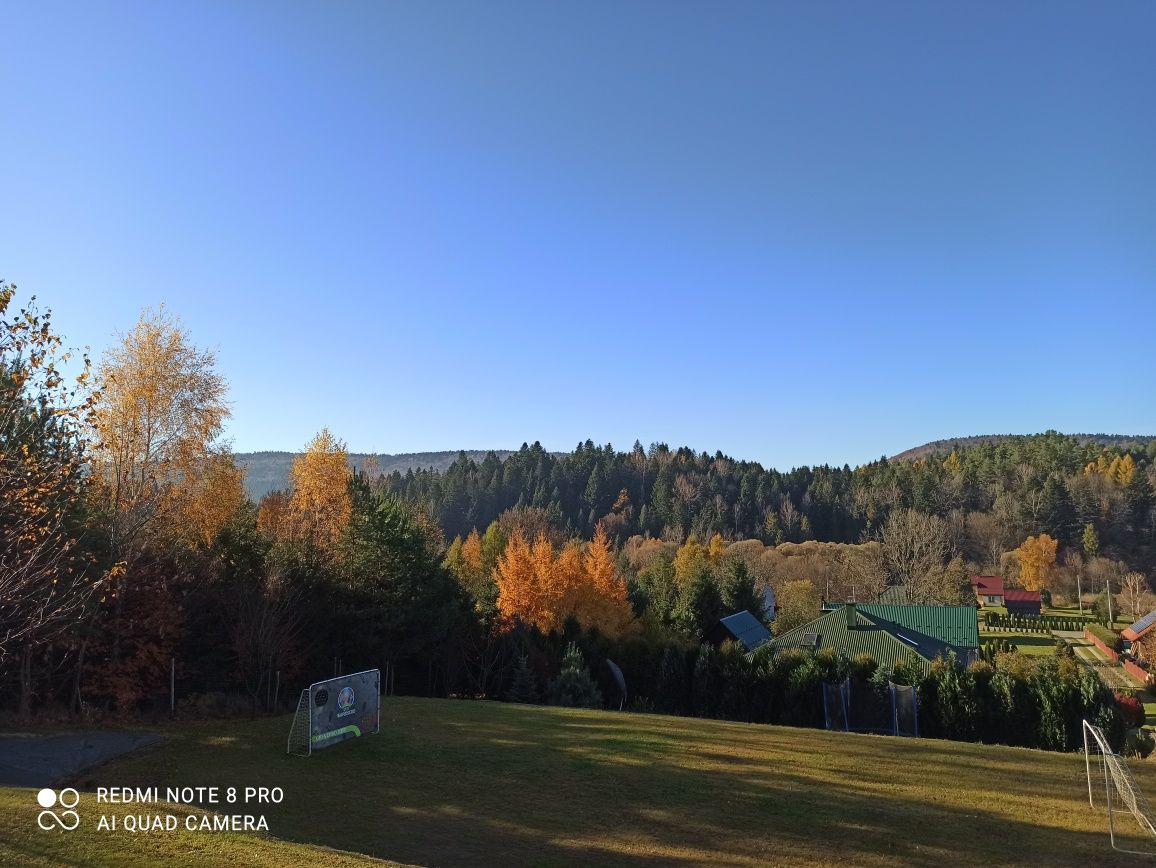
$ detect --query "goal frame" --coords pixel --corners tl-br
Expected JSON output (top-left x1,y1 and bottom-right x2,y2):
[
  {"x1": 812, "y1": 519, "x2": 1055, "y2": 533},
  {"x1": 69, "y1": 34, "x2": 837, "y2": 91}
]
[
  {"x1": 287, "y1": 669, "x2": 381, "y2": 757},
  {"x1": 1083, "y1": 718, "x2": 1156, "y2": 855}
]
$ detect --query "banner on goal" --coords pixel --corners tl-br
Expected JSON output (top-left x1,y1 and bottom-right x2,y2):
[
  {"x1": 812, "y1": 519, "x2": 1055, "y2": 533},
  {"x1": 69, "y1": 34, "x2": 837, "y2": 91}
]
[{"x1": 288, "y1": 669, "x2": 380, "y2": 756}]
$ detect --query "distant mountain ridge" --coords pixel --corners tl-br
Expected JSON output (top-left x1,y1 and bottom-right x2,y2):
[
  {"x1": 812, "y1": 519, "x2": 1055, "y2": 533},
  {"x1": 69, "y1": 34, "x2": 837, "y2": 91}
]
[
  {"x1": 890, "y1": 433, "x2": 1156, "y2": 462},
  {"x1": 237, "y1": 433, "x2": 1156, "y2": 501},
  {"x1": 237, "y1": 450, "x2": 517, "y2": 500}
]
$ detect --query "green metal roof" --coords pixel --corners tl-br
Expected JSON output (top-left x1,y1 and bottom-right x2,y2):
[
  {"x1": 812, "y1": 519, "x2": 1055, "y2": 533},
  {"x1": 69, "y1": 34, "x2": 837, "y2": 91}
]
[
  {"x1": 875, "y1": 585, "x2": 911, "y2": 605},
  {"x1": 771, "y1": 605, "x2": 935, "y2": 674},
  {"x1": 854, "y1": 603, "x2": 979, "y2": 651}
]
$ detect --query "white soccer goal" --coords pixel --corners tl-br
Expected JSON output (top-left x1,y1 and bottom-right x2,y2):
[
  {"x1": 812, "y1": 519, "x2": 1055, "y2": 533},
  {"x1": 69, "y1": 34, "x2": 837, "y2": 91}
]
[
  {"x1": 1083, "y1": 719, "x2": 1156, "y2": 855},
  {"x1": 287, "y1": 688, "x2": 312, "y2": 757},
  {"x1": 287, "y1": 669, "x2": 381, "y2": 757}
]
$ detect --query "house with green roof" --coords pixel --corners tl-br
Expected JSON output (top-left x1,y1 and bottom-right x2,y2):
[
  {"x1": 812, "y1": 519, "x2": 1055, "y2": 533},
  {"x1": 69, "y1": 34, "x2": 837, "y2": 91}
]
[{"x1": 771, "y1": 602, "x2": 980, "y2": 674}]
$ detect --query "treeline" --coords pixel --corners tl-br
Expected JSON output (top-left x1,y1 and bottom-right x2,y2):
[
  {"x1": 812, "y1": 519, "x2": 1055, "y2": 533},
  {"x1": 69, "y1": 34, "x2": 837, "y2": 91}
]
[
  {"x1": 384, "y1": 434, "x2": 1156, "y2": 575},
  {"x1": 513, "y1": 632, "x2": 1126, "y2": 754},
  {"x1": 0, "y1": 287, "x2": 467, "y2": 719}
]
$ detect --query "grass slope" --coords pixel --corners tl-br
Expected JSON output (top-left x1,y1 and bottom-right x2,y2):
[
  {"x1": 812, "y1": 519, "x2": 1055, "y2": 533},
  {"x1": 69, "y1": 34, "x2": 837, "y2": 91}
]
[{"x1": 3, "y1": 698, "x2": 1154, "y2": 867}]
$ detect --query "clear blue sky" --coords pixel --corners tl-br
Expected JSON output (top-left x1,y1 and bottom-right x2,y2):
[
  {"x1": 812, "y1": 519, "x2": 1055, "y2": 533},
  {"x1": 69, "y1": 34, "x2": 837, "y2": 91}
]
[{"x1": 2, "y1": 3, "x2": 1154, "y2": 469}]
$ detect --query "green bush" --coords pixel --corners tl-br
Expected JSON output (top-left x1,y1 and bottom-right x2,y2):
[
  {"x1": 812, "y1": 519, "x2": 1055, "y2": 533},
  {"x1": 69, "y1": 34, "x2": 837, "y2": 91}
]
[{"x1": 1087, "y1": 623, "x2": 1123, "y2": 652}]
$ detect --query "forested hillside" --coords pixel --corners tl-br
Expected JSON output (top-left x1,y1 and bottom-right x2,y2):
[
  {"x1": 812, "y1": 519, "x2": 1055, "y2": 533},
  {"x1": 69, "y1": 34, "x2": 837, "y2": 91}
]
[
  {"x1": 382, "y1": 434, "x2": 1156, "y2": 573},
  {"x1": 892, "y1": 433, "x2": 1155, "y2": 462}
]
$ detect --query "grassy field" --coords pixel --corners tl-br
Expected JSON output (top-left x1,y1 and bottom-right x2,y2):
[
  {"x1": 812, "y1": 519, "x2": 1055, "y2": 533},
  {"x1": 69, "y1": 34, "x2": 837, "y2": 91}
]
[{"x1": 3, "y1": 697, "x2": 1156, "y2": 867}]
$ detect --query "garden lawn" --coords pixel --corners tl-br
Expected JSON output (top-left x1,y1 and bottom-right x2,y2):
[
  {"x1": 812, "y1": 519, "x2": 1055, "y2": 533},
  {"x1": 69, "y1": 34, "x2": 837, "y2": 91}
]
[
  {"x1": 3, "y1": 697, "x2": 1155, "y2": 868},
  {"x1": 980, "y1": 630, "x2": 1059, "y2": 657}
]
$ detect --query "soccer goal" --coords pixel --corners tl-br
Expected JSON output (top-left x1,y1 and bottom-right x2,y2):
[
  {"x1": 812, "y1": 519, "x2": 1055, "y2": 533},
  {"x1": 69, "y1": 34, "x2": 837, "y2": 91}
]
[
  {"x1": 1083, "y1": 719, "x2": 1156, "y2": 854},
  {"x1": 287, "y1": 669, "x2": 381, "y2": 757}
]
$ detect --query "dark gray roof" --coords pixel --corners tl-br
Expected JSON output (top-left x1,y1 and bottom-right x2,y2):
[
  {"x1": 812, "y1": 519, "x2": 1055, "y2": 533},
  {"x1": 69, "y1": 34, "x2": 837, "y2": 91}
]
[{"x1": 718, "y1": 610, "x2": 771, "y2": 652}]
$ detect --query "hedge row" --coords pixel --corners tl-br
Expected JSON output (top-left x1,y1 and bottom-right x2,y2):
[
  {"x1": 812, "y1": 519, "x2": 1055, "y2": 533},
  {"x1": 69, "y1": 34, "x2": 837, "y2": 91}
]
[
  {"x1": 644, "y1": 642, "x2": 1125, "y2": 753},
  {"x1": 983, "y1": 612, "x2": 1089, "y2": 633},
  {"x1": 1086, "y1": 623, "x2": 1124, "y2": 652}
]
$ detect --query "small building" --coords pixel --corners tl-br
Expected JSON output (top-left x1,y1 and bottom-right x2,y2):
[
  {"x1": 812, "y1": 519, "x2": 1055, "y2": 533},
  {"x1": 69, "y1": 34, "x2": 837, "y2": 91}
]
[
  {"x1": 970, "y1": 575, "x2": 1005, "y2": 609},
  {"x1": 761, "y1": 586, "x2": 776, "y2": 621},
  {"x1": 708, "y1": 610, "x2": 771, "y2": 653},
  {"x1": 770, "y1": 602, "x2": 980, "y2": 674},
  {"x1": 1003, "y1": 589, "x2": 1042, "y2": 617},
  {"x1": 1123, "y1": 610, "x2": 1156, "y2": 661}
]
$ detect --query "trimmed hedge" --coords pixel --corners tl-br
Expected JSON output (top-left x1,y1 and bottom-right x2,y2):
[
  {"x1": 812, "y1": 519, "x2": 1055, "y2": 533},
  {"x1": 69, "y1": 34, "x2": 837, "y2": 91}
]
[
  {"x1": 661, "y1": 642, "x2": 1126, "y2": 753},
  {"x1": 1087, "y1": 623, "x2": 1124, "y2": 652},
  {"x1": 983, "y1": 611, "x2": 1090, "y2": 633}
]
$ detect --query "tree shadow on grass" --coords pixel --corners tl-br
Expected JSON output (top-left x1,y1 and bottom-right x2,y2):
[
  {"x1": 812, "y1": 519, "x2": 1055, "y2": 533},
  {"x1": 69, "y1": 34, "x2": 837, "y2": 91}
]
[{"x1": 77, "y1": 700, "x2": 1153, "y2": 868}]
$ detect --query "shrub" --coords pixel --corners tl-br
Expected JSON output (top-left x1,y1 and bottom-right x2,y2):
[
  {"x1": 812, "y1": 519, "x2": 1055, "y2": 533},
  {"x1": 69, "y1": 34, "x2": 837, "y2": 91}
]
[
  {"x1": 1135, "y1": 729, "x2": 1155, "y2": 759},
  {"x1": 1115, "y1": 691, "x2": 1145, "y2": 728},
  {"x1": 1087, "y1": 623, "x2": 1123, "y2": 652}
]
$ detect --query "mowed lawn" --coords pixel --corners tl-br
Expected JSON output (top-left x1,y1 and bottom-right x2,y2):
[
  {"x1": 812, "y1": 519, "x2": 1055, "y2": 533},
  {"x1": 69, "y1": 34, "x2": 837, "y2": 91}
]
[
  {"x1": 4, "y1": 697, "x2": 1156, "y2": 867},
  {"x1": 980, "y1": 630, "x2": 1060, "y2": 657}
]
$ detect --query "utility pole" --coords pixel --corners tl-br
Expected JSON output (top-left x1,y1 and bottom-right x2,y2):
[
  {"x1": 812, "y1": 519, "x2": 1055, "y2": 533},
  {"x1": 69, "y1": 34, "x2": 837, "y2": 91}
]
[{"x1": 1106, "y1": 575, "x2": 1114, "y2": 627}]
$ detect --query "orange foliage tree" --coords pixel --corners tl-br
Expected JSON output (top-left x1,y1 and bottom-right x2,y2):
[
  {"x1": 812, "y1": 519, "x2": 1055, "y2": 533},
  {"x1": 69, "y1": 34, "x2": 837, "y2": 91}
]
[
  {"x1": 495, "y1": 526, "x2": 636, "y2": 638},
  {"x1": 91, "y1": 305, "x2": 231, "y2": 557},
  {"x1": 264, "y1": 429, "x2": 351, "y2": 558},
  {"x1": 1016, "y1": 533, "x2": 1058, "y2": 591}
]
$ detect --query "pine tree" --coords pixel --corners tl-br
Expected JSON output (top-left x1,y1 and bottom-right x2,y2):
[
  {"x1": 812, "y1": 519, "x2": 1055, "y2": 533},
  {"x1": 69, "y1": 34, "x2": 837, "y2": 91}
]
[
  {"x1": 508, "y1": 654, "x2": 537, "y2": 704},
  {"x1": 1126, "y1": 468, "x2": 1153, "y2": 529},
  {"x1": 720, "y1": 561, "x2": 766, "y2": 620},
  {"x1": 655, "y1": 644, "x2": 689, "y2": 714},
  {"x1": 549, "y1": 643, "x2": 602, "y2": 708},
  {"x1": 1083, "y1": 522, "x2": 1100, "y2": 560}
]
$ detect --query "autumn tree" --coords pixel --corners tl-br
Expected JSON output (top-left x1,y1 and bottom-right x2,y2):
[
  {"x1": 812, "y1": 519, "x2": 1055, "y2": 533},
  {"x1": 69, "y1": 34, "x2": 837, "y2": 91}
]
[
  {"x1": 673, "y1": 536, "x2": 708, "y2": 586},
  {"x1": 0, "y1": 285, "x2": 101, "y2": 683},
  {"x1": 1016, "y1": 533, "x2": 1059, "y2": 591},
  {"x1": 1121, "y1": 572, "x2": 1149, "y2": 620},
  {"x1": 577, "y1": 525, "x2": 635, "y2": 638},
  {"x1": 771, "y1": 580, "x2": 821, "y2": 635},
  {"x1": 495, "y1": 532, "x2": 554, "y2": 632},
  {"x1": 281, "y1": 429, "x2": 351, "y2": 557},
  {"x1": 91, "y1": 305, "x2": 230, "y2": 557},
  {"x1": 878, "y1": 508, "x2": 951, "y2": 587},
  {"x1": 179, "y1": 452, "x2": 247, "y2": 549}
]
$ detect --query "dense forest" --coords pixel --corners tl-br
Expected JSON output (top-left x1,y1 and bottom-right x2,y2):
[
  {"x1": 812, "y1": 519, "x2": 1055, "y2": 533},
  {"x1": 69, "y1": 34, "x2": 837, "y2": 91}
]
[{"x1": 383, "y1": 434, "x2": 1156, "y2": 573}]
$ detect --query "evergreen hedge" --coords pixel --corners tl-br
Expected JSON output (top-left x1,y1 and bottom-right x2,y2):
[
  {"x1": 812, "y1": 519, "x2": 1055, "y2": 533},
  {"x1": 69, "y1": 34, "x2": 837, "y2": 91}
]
[{"x1": 1086, "y1": 623, "x2": 1124, "y2": 652}]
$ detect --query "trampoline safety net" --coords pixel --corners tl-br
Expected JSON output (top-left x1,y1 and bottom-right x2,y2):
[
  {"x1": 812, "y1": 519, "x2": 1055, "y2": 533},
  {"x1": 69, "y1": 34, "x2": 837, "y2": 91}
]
[{"x1": 823, "y1": 678, "x2": 919, "y2": 737}]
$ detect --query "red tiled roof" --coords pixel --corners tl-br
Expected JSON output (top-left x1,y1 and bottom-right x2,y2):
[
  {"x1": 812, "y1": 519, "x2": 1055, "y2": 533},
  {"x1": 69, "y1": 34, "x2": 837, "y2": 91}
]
[
  {"x1": 1003, "y1": 589, "x2": 1041, "y2": 604},
  {"x1": 970, "y1": 575, "x2": 1004, "y2": 596}
]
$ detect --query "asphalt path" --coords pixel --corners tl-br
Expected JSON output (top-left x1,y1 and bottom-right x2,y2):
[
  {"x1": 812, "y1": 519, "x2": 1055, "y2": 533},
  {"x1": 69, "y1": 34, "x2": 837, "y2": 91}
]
[{"x1": 0, "y1": 731, "x2": 160, "y2": 787}]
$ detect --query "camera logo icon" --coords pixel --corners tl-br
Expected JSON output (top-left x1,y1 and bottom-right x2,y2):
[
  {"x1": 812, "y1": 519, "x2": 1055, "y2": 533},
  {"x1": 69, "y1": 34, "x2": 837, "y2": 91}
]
[{"x1": 37, "y1": 788, "x2": 80, "y2": 831}]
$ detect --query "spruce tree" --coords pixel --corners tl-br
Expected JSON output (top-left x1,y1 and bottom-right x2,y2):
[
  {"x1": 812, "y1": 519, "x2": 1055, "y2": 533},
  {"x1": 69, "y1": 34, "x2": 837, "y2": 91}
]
[
  {"x1": 508, "y1": 654, "x2": 537, "y2": 704},
  {"x1": 655, "y1": 644, "x2": 689, "y2": 714},
  {"x1": 549, "y1": 643, "x2": 603, "y2": 708}
]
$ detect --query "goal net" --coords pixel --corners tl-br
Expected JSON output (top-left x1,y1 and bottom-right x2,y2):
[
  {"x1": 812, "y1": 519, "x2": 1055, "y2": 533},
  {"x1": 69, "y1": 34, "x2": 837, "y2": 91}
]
[
  {"x1": 1083, "y1": 719, "x2": 1156, "y2": 854},
  {"x1": 286, "y1": 669, "x2": 381, "y2": 757}
]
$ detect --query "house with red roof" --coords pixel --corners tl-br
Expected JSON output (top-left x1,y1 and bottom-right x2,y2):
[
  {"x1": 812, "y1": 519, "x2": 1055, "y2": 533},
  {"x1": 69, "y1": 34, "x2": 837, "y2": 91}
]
[
  {"x1": 1004, "y1": 588, "x2": 1042, "y2": 617},
  {"x1": 970, "y1": 575, "x2": 1005, "y2": 609},
  {"x1": 1123, "y1": 610, "x2": 1156, "y2": 660}
]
